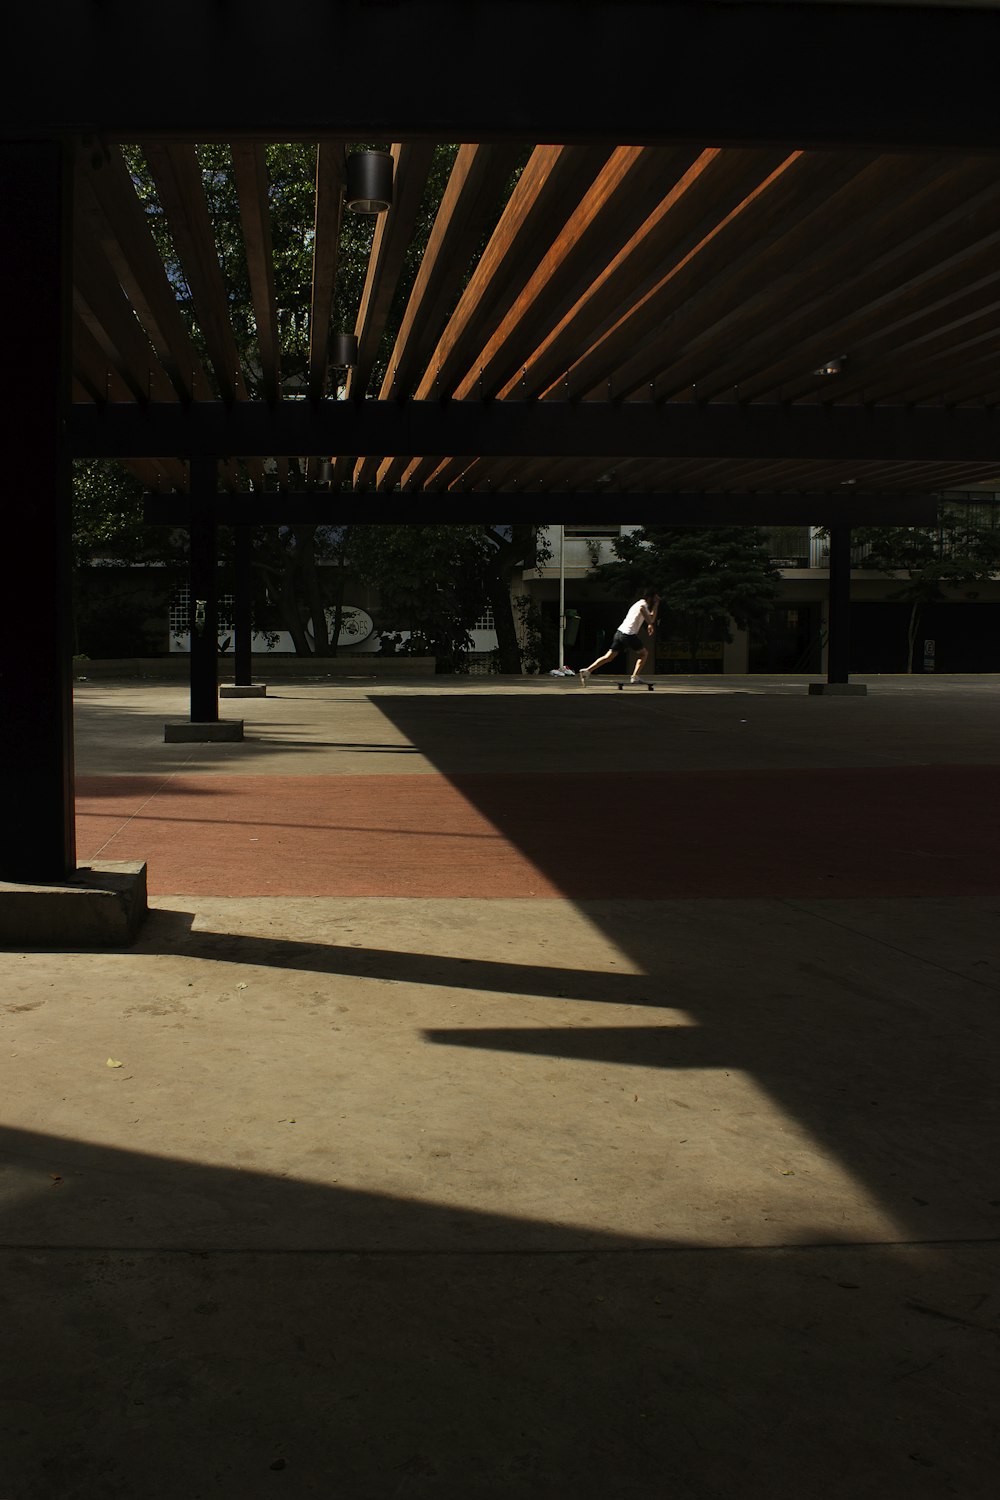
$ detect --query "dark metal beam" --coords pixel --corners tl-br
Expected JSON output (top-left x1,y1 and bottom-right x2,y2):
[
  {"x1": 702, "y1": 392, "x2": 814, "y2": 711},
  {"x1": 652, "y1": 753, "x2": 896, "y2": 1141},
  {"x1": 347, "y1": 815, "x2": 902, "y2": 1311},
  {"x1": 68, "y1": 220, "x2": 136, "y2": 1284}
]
[
  {"x1": 0, "y1": 141, "x2": 76, "y2": 882},
  {"x1": 188, "y1": 457, "x2": 219, "y2": 723},
  {"x1": 144, "y1": 491, "x2": 940, "y2": 527},
  {"x1": 827, "y1": 523, "x2": 852, "y2": 684},
  {"x1": 10, "y1": 4, "x2": 1000, "y2": 152},
  {"x1": 74, "y1": 400, "x2": 1000, "y2": 464},
  {"x1": 233, "y1": 524, "x2": 253, "y2": 688}
]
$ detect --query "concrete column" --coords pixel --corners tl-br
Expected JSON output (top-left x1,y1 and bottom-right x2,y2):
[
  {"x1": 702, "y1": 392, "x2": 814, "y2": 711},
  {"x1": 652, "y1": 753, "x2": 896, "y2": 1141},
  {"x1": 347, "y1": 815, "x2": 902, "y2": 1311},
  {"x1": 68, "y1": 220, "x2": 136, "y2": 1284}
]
[{"x1": 0, "y1": 140, "x2": 75, "y2": 880}]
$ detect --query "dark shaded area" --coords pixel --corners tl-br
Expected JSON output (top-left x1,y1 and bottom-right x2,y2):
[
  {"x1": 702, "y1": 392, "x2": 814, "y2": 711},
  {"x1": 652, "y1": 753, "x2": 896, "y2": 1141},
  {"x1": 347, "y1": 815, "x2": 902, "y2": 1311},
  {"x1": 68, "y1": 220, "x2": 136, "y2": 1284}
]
[
  {"x1": 851, "y1": 602, "x2": 1000, "y2": 674},
  {"x1": 1, "y1": 1123, "x2": 997, "y2": 1499}
]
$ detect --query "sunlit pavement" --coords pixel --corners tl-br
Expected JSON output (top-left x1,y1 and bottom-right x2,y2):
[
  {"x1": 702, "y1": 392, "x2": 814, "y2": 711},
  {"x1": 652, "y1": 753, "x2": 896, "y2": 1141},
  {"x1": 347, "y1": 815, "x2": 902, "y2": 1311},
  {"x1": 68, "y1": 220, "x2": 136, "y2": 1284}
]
[{"x1": 2, "y1": 675, "x2": 998, "y2": 1497}]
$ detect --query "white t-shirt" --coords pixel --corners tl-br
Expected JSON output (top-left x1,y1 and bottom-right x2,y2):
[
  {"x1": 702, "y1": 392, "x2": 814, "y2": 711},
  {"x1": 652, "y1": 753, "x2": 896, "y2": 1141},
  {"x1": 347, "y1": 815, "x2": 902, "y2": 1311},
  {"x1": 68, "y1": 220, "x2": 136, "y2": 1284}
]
[{"x1": 618, "y1": 599, "x2": 650, "y2": 635}]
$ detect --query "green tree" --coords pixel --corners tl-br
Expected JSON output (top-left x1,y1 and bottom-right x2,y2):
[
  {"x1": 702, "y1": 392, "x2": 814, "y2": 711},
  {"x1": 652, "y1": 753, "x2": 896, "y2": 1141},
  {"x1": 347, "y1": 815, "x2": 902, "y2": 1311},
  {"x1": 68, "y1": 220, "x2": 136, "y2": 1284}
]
[
  {"x1": 343, "y1": 522, "x2": 548, "y2": 673},
  {"x1": 849, "y1": 511, "x2": 1000, "y2": 671},
  {"x1": 349, "y1": 525, "x2": 486, "y2": 672},
  {"x1": 600, "y1": 526, "x2": 780, "y2": 665}
]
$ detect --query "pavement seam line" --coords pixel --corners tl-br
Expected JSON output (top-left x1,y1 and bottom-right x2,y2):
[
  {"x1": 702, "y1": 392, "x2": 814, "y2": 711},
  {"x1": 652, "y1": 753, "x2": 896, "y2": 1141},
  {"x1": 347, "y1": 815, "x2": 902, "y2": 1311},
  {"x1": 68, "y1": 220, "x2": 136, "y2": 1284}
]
[
  {"x1": 778, "y1": 898, "x2": 1000, "y2": 994},
  {"x1": 2, "y1": 1236, "x2": 998, "y2": 1257},
  {"x1": 84, "y1": 756, "x2": 197, "y2": 859}
]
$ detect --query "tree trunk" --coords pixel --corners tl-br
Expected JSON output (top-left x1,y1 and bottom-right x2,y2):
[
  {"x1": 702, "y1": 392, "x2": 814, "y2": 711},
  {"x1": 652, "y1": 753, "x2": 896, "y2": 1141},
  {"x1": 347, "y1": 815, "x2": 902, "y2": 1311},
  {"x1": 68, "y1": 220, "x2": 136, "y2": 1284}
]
[
  {"x1": 484, "y1": 566, "x2": 522, "y2": 672},
  {"x1": 906, "y1": 601, "x2": 921, "y2": 673},
  {"x1": 296, "y1": 527, "x2": 331, "y2": 655}
]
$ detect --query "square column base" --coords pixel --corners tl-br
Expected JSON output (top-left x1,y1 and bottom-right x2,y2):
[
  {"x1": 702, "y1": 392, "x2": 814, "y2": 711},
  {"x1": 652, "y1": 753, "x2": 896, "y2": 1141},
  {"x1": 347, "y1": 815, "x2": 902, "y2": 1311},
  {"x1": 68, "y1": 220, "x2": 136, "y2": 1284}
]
[
  {"x1": 808, "y1": 682, "x2": 868, "y2": 696},
  {"x1": 220, "y1": 684, "x2": 267, "y2": 698},
  {"x1": 0, "y1": 861, "x2": 147, "y2": 947},
  {"x1": 164, "y1": 720, "x2": 245, "y2": 742}
]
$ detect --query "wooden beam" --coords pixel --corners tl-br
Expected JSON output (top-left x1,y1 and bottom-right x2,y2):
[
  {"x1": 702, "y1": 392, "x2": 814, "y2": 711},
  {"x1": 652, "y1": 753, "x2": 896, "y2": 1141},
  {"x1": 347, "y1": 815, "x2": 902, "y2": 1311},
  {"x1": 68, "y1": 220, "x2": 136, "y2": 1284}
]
[
  {"x1": 142, "y1": 144, "x2": 250, "y2": 404},
  {"x1": 232, "y1": 142, "x2": 280, "y2": 404},
  {"x1": 346, "y1": 142, "x2": 435, "y2": 400},
  {"x1": 79, "y1": 143, "x2": 212, "y2": 403},
  {"x1": 307, "y1": 142, "x2": 344, "y2": 402},
  {"x1": 73, "y1": 210, "x2": 176, "y2": 404},
  {"x1": 383, "y1": 142, "x2": 612, "y2": 492}
]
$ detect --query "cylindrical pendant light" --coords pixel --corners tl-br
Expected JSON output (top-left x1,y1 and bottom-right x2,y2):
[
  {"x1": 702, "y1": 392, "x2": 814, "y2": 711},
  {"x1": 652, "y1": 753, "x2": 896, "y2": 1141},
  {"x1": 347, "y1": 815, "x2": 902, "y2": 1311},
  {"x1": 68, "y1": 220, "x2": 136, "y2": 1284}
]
[
  {"x1": 330, "y1": 332, "x2": 359, "y2": 368},
  {"x1": 345, "y1": 150, "x2": 393, "y2": 214}
]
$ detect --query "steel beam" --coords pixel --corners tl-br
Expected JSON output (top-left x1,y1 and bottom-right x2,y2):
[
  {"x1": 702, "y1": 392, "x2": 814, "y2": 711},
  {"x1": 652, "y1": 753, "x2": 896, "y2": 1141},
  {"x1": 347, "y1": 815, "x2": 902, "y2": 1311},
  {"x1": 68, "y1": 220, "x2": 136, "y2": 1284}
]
[
  {"x1": 827, "y1": 523, "x2": 853, "y2": 684},
  {"x1": 0, "y1": 141, "x2": 76, "y2": 882},
  {"x1": 188, "y1": 457, "x2": 219, "y2": 723},
  {"x1": 9, "y1": 4, "x2": 1000, "y2": 152},
  {"x1": 233, "y1": 524, "x2": 253, "y2": 688},
  {"x1": 144, "y1": 491, "x2": 940, "y2": 528},
  {"x1": 74, "y1": 400, "x2": 1000, "y2": 464}
]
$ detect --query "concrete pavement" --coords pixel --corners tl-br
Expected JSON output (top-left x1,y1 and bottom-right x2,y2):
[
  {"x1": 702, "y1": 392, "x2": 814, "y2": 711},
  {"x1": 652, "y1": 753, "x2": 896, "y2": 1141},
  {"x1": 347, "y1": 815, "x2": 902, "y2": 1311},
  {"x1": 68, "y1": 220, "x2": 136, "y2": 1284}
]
[{"x1": 2, "y1": 674, "x2": 999, "y2": 1496}]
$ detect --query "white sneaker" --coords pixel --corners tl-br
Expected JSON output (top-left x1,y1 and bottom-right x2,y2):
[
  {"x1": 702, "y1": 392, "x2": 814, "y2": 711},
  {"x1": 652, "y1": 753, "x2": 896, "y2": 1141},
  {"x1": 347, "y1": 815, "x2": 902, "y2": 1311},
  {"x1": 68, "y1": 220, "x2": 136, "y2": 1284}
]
[{"x1": 578, "y1": 669, "x2": 589, "y2": 686}]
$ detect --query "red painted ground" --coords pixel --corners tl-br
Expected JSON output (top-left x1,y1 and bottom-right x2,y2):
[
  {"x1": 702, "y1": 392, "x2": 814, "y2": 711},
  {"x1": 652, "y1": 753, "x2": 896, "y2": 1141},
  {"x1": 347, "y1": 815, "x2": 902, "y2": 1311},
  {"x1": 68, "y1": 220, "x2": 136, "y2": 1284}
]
[{"x1": 76, "y1": 767, "x2": 1000, "y2": 899}]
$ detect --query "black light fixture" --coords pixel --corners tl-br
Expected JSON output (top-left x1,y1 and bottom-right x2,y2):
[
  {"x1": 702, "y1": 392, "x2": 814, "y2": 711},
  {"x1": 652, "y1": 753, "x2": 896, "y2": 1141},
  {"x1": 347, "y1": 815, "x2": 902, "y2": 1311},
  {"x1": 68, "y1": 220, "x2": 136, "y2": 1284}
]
[
  {"x1": 814, "y1": 356, "x2": 844, "y2": 377},
  {"x1": 345, "y1": 149, "x2": 393, "y2": 214},
  {"x1": 330, "y1": 332, "x2": 359, "y2": 368}
]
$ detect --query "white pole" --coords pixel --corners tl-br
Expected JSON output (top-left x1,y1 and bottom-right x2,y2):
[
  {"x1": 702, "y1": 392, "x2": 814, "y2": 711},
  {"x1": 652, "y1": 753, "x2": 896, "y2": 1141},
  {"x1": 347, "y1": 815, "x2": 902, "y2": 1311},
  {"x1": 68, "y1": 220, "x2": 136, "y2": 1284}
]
[{"x1": 558, "y1": 524, "x2": 566, "y2": 669}]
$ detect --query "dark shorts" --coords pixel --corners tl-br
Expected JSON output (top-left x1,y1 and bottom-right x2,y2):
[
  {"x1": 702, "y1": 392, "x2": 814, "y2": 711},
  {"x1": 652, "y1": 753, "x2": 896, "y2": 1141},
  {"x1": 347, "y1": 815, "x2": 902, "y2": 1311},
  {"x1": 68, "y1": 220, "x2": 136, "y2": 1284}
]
[{"x1": 611, "y1": 630, "x2": 645, "y2": 657}]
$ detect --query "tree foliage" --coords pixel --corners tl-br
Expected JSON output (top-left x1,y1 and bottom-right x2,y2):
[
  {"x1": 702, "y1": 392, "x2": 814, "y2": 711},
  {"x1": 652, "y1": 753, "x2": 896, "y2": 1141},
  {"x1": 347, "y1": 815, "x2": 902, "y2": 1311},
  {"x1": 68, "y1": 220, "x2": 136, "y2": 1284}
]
[
  {"x1": 72, "y1": 459, "x2": 174, "y2": 568},
  {"x1": 850, "y1": 510, "x2": 1000, "y2": 670},
  {"x1": 79, "y1": 144, "x2": 544, "y2": 664},
  {"x1": 345, "y1": 523, "x2": 547, "y2": 673},
  {"x1": 601, "y1": 526, "x2": 781, "y2": 662}
]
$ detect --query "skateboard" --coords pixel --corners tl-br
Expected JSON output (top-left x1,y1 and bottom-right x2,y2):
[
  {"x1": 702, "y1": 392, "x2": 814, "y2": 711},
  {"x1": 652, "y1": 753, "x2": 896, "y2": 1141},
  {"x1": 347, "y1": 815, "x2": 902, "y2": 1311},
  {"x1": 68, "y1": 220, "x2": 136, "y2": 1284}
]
[{"x1": 611, "y1": 678, "x2": 655, "y2": 691}]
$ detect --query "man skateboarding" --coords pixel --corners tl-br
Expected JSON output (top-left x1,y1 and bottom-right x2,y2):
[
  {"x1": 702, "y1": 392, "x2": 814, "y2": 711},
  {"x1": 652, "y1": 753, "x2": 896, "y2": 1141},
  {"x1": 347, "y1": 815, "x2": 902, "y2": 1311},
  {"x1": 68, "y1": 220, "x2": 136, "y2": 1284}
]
[{"x1": 578, "y1": 588, "x2": 660, "y2": 685}]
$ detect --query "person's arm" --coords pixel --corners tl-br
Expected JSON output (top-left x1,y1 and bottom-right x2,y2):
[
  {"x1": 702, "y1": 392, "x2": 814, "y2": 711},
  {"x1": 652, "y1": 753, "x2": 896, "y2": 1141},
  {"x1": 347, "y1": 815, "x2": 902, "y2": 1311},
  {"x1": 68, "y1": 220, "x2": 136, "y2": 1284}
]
[{"x1": 645, "y1": 595, "x2": 660, "y2": 633}]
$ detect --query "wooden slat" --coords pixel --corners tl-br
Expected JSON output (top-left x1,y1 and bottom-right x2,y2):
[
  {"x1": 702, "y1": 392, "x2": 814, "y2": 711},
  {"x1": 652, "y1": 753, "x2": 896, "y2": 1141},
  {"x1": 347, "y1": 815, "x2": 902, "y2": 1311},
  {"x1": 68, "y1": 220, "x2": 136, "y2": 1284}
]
[
  {"x1": 415, "y1": 144, "x2": 613, "y2": 401},
  {"x1": 142, "y1": 143, "x2": 249, "y2": 404},
  {"x1": 79, "y1": 143, "x2": 212, "y2": 402},
  {"x1": 379, "y1": 144, "x2": 525, "y2": 402},
  {"x1": 71, "y1": 314, "x2": 132, "y2": 405},
  {"x1": 355, "y1": 142, "x2": 522, "y2": 489},
  {"x1": 451, "y1": 146, "x2": 706, "y2": 403},
  {"x1": 668, "y1": 165, "x2": 1000, "y2": 407},
  {"x1": 307, "y1": 142, "x2": 345, "y2": 402},
  {"x1": 232, "y1": 142, "x2": 281, "y2": 404},
  {"x1": 73, "y1": 210, "x2": 176, "y2": 404},
  {"x1": 576, "y1": 156, "x2": 1000, "y2": 407},
  {"x1": 380, "y1": 144, "x2": 613, "y2": 493},
  {"x1": 345, "y1": 142, "x2": 435, "y2": 400}
]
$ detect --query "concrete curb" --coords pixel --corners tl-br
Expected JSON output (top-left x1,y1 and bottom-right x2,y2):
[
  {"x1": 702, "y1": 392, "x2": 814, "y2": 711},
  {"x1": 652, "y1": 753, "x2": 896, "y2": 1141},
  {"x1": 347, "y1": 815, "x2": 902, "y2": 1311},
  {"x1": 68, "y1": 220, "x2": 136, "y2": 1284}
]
[{"x1": 0, "y1": 861, "x2": 147, "y2": 947}]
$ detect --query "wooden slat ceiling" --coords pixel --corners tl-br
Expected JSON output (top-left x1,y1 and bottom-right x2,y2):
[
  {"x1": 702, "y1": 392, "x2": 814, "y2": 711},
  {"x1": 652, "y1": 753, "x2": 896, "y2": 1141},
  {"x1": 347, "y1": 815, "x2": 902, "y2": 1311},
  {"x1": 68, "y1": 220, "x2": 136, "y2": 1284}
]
[{"x1": 71, "y1": 139, "x2": 1000, "y2": 497}]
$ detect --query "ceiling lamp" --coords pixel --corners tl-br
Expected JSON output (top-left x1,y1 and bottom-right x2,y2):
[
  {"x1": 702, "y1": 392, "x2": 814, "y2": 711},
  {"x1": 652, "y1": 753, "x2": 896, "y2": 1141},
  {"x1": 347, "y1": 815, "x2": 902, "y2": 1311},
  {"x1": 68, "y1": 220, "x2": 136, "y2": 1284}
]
[
  {"x1": 330, "y1": 332, "x2": 359, "y2": 368},
  {"x1": 814, "y1": 357, "x2": 844, "y2": 376},
  {"x1": 345, "y1": 150, "x2": 393, "y2": 214}
]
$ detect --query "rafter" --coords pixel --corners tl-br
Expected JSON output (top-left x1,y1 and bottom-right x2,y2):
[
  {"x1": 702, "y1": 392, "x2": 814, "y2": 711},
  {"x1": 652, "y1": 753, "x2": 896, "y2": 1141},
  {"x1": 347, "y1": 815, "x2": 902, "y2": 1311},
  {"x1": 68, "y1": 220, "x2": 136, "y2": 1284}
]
[
  {"x1": 307, "y1": 141, "x2": 345, "y2": 402},
  {"x1": 232, "y1": 142, "x2": 280, "y2": 404},
  {"x1": 353, "y1": 142, "x2": 523, "y2": 489},
  {"x1": 142, "y1": 143, "x2": 250, "y2": 404},
  {"x1": 78, "y1": 143, "x2": 211, "y2": 403}
]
